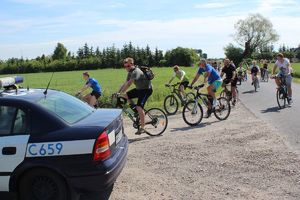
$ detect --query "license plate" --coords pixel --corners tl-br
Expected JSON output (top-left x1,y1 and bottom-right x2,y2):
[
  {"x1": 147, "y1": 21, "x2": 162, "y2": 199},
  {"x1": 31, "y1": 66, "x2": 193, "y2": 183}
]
[{"x1": 116, "y1": 131, "x2": 122, "y2": 144}]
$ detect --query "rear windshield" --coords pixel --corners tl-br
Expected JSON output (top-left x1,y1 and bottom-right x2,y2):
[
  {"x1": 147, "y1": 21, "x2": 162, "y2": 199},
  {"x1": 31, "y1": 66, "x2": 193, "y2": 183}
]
[{"x1": 37, "y1": 92, "x2": 94, "y2": 124}]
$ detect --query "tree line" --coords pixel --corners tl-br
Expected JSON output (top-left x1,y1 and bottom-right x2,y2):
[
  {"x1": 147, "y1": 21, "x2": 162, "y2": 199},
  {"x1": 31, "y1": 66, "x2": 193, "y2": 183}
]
[{"x1": 0, "y1": 42, "x2": 201, "y2": 74}]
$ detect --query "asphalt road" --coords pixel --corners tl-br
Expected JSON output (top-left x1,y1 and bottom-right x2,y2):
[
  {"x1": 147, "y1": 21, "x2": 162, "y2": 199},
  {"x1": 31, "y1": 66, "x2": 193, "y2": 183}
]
[{"x1": 238, "y1": 77, "x2": 300, "y2": 153}]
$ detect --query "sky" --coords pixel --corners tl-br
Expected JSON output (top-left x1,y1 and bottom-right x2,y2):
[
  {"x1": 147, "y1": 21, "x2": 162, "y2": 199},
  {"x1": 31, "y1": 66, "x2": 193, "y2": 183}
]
[{"x1": 0, "y1": 0, "x2": 300, "y2": 60}]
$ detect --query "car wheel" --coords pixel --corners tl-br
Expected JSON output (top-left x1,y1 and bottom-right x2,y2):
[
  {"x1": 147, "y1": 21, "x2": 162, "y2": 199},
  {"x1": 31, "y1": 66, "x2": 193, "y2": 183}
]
[{"x1": 19, "y1": 168, "x2": 70, "y2": 200}]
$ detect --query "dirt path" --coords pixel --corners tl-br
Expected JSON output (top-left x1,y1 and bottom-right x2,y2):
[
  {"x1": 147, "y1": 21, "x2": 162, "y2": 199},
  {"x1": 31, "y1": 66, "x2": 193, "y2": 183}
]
[{"x1": 110, "y1": 103, "x2": 300, "y2": 200}]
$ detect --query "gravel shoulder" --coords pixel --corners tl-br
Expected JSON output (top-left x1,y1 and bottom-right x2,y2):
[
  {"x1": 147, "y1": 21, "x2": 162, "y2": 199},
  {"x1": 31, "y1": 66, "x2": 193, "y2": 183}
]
[{"x1": 110, "y1": 103, "x2": 300, "y2": 200}]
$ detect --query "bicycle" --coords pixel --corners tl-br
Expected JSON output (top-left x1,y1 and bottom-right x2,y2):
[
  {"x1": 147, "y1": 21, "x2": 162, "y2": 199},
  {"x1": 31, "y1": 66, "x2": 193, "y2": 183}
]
[
  {"x1": 260, "y1": 69, "x2": 269, "y2": 82},
  {"x1": 164, "y1": 83, "x2": 195, "y2": 115},
  {"x1": 182, "y1": 84, "x2": 231, "y2": 126},
  {"x1": 271, "y1": 75, "x2": 290, "y2": 109},
  {"x1": 252, "y1": 75, "x2": 259, "y2": 92},
  {"x1": 220, "y1": 83, "x2": 239, "y2": 106},
  {"x1": 109, "y1": 93, "x2": 168, "y2": 136}
]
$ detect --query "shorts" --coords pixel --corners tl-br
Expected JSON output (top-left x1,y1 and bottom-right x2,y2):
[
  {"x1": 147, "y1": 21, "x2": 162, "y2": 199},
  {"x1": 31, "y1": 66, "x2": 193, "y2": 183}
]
[
  {"x1": 223, "y1": 78, "x2": 237, "y2": 87},
  {"x1": 277, "y1": 73, "x2": 292, "y2": 86},
  {"x1": 91, "y1": 91, "x2": 101, "y2": 99},
  {"x1": 179, "y1": 81, "x2": 189, "y2": 89},
  {"x1": 127, "y1": 88, "x2": 153, "y2": 108},
  {"x1": 210, "y1": 80, "x2": 222, "y2": 91}
]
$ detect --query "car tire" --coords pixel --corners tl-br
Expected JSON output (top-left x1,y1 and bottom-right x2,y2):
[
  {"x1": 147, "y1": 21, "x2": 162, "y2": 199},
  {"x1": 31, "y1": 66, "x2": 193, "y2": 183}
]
[{"x1": 19, "y1": 168, "x2": 70, "y2": 200}]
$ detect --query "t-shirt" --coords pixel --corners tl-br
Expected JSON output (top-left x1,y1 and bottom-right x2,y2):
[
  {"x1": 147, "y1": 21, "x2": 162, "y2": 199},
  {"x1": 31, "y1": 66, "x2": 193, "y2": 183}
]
[
  {"x1": 275, "y1": 58, "x2": 290, "y2": 75},
  {"x1": 197, "y1": 64, "x2": 222, "y2": 84},
  {"x1": 173, "y1": 70, "x2": 189, "y2": 82},
  {"x1": 127, "y1": 67, "x2": 152, "y2": 90},
  {"x1": 86, "y1": 78, "x2": 101, "y2": 93},
  {"x1": 222, "y1": 64, "x2": 236, "y2": 80},
  {"x1": 251, "y1": 65, "x2": 259, "y2": 74}
]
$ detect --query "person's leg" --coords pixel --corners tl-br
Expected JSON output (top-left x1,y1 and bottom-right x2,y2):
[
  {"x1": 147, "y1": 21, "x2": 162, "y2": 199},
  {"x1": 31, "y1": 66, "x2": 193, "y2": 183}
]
[
  {"x1": 207, "y1": 85, "x2": 216, "y2": 106},
  {"x1": 83, "y1": 94, "x2": 91, "y2": 103},
  {"x1": 286, "y1": 76, "x2": 292, "y2": 101},
  {"x1": 179, "y1": 85, "x2": 186, "y2": 99},
  {"x1": 275, "y1": 77, "x2": 281, "y2": 87},
  {"x1": 137, "y1": 89, "x2": 153, "y2": 131},
  {"x1": 89, "y1": 95, "x2": 97, "y2": 107}
]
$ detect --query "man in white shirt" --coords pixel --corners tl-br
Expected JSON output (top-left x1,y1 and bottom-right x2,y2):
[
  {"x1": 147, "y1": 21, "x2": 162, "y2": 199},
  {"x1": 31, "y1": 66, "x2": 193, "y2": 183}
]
[{"x1": 272, "y1": 53, "x2": 293, "y2": 103}]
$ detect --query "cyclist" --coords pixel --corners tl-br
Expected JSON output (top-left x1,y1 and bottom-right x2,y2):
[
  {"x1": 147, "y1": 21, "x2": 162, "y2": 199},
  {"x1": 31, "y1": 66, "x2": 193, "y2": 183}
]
[
  {"x1": 237, "y1": 63, "x2": 246, "y2": 82},
  {"x1": 118, "y1": 57, "x2": 153, "y2": 134},
  {"x1": 261, "y1": 60, "x2": 268, "y2": 80},
  {"x1": 77, "y1": 72, "x2": 102, "y2": 107},
  {"x1": 190, "y1": 59, "x2": 222, "y2": 117},
  {"x1": 167, "y1": 65, "x2": 189, "y2": 100},
  {"x1": 220, "y1": 59, "x2": 238, "y2": 104},
  {"x1": 250, "y1": 61, "x2": 260, "y2": 87},
  {"x1": 272, "y1": 53, "x2": 293, "y2": 104}
]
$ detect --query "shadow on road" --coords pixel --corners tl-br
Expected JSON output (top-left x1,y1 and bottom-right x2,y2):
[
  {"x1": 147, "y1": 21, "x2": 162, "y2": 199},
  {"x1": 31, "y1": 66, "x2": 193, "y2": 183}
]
[
  {"x1": 128, "y1": 136, "x2": 156, "y2": 144},
  {"x1": 261, "y1": 106, "x2": 281, "y2": 113},
  {"x1": 242, "y1": 90, "x2": 256, "y2": 94},
  {"x1": 170, "y1": 120, "x2": 220, "y2": 132}
]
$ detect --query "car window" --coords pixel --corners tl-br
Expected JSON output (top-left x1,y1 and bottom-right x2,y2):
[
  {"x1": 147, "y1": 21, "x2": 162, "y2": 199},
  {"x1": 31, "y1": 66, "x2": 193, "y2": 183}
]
[
  {"x1": 13, "y1": 109, "x2": 27, "y2": 134},
  {"x1": 37, "y1": 92, "x2": 94, "y2": 124},
  {"x1": 0, "y1": 106, "x2": 16, "y2": 135}
]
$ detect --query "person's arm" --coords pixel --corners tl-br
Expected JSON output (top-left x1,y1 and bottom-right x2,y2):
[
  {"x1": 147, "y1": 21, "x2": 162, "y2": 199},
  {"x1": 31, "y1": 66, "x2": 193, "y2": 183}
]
[
  {"x1": 203, "y1": 72, "x2": 210, "y2": 83},
  {"x1": 78, "y1": 83, "x2": 90, "y2": 94},
  {"x1": 191, "y1": 73, "x2": 200, "y2": 86},
  {"x1": 168, "y1": 77, "x2": 175, "y2": 84},
  {"x1": 232, "y1": 71, "x2": 236, "y2": 80},
  {"x1": 120, "y1": 79, "x2": 134, "y2": 93},
  {"x1": 272, "y1": 64, "x2": 277, "y2": 75}
]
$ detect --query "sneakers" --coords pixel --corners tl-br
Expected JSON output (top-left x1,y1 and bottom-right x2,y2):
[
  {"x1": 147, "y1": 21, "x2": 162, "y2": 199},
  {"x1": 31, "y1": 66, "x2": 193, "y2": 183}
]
[
  {"x1": 135, "y1": 127, "x2": 146, "y2": 135},
  {"x1": 288, "y1": 97, "x2": 293, "y2": 105},
  {"x1": 212, "y1": 99, "x2": 219, "y2": 108}
]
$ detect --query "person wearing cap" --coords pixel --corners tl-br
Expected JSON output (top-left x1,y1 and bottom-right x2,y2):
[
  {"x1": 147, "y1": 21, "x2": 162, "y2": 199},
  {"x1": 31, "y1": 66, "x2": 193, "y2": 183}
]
[
  {"x1": 77, "y1": 72, "x2": 102, "y2": 107},
  {"x1": 190, "y1": 59, "x2": 223, "y2": 117},
  {"x1": 166, "y1": 65, "x2": 190, "y2": 100},
  {"x1": 119, "y1": 57, "x2": 153, "y2": 134},
  {"x1": 272, "y1": 53, "x2": 293, "y2": 104}
]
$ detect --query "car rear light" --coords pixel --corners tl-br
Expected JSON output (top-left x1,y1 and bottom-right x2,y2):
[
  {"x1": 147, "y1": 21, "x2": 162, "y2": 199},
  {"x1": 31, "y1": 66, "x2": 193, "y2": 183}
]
[{"x1": 93, "y1": 131, "x2": 111, "y2": 161}]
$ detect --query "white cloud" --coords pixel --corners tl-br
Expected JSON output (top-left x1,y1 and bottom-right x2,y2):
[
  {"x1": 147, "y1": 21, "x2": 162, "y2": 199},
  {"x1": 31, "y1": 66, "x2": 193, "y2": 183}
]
[
  {"x1": 257, "y1": 0, "x2": 299, "y2": 13},
  {"x1": 1, "y1": 7, "x2": 300, "y2": 60}
]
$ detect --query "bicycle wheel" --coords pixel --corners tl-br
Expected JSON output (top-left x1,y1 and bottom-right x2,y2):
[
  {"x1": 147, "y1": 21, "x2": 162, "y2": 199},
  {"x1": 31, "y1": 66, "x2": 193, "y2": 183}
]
[
  {"x1": 163, "y1": 95, "x2": 179, "y2": 115},
  {"x1": 214, "y1": 97, "x2": 231, "y2": 120},
  {"x1": 144, "y1": 108, "x2": 168, "y2": 136},
  {"x1": 276, "y1": 89, "x2": 286, "y2": 109},
  {"x1": 186, "y1": 92, "x2": 196, "y2": 101},
  {"x1": 182, "y1": 100, "x2": 203, "y2": 126},
  {"x1": 220, "y1": 90, "x2": 231, "y2": 101},
  {"x1": 254, "y1": 79, "x2": 258, "y2": 92}
]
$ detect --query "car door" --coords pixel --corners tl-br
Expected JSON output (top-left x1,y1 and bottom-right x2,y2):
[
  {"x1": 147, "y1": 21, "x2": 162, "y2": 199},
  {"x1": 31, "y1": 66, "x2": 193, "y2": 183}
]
[{"x1": 0, "y1": 105, "x2": 30, "y2": 192}]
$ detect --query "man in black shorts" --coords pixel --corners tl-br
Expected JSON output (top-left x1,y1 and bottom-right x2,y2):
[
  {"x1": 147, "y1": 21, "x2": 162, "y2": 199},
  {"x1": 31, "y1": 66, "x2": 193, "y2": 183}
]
[
  {"x1": 220, "y1": 59, "x2": 238, "y2": 104},
  {"x1": 119, "y1": 57, "x2": 153, "y2": 134}
]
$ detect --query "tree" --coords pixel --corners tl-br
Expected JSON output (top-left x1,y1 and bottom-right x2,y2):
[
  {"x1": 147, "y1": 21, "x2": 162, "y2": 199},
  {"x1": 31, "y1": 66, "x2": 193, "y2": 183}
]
[
  {"x1": 52, "y1": 43, "x2": 67, "y2": 60},
  {"x1": 233, "y1": 13, "x2": 279, "y2": 58},
  {"x1": 165, "y1": 47, "x2": 199, "y2": 66},
  {"x1": 224, "y1": 43, "x2": 244, "y2": 65}
]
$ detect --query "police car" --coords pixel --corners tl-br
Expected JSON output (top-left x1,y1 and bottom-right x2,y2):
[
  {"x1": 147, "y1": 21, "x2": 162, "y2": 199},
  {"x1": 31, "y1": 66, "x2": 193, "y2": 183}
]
[{"x1": 0, "y1": 76, "x2": 128, "y2": 200}]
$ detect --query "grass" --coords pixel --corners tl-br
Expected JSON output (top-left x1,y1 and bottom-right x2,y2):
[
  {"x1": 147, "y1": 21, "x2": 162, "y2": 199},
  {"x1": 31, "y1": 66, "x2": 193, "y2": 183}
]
[
  {"x1": 291, "y1": 63, "x2": 300, "y2": 82},
  {"x1": 0, "y1": 67, "x2": 203, "y2": 109}
]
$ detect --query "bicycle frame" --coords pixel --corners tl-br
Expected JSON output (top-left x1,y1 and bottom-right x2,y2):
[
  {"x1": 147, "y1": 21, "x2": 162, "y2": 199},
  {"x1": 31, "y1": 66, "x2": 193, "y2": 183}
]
[{"x1": 167, "y1": 84, "x2": 185, "y2": 104}]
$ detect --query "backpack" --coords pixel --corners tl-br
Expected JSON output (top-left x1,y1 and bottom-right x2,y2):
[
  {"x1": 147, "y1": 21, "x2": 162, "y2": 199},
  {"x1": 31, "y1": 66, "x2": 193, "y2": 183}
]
[{"x1": 137, "y1": 66, "x2": 155, "y2": 80}]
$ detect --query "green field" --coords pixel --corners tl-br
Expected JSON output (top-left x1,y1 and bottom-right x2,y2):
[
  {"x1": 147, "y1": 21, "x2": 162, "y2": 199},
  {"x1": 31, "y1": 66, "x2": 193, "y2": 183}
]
[{"x1": 0, "y1": 67, "x2": 201, "y2": 108}]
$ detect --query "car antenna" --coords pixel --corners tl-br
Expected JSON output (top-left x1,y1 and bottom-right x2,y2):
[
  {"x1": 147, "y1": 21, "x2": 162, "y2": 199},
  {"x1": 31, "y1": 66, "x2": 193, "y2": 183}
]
[{"x1": 43, "y1": 72, "x2": 54, "y2": 96}]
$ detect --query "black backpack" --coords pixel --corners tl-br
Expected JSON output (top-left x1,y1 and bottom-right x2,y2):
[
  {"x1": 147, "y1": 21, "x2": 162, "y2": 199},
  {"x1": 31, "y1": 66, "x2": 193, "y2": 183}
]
[{"x1": 137, "y1": 66, "x2": 155, "y2": 80}]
